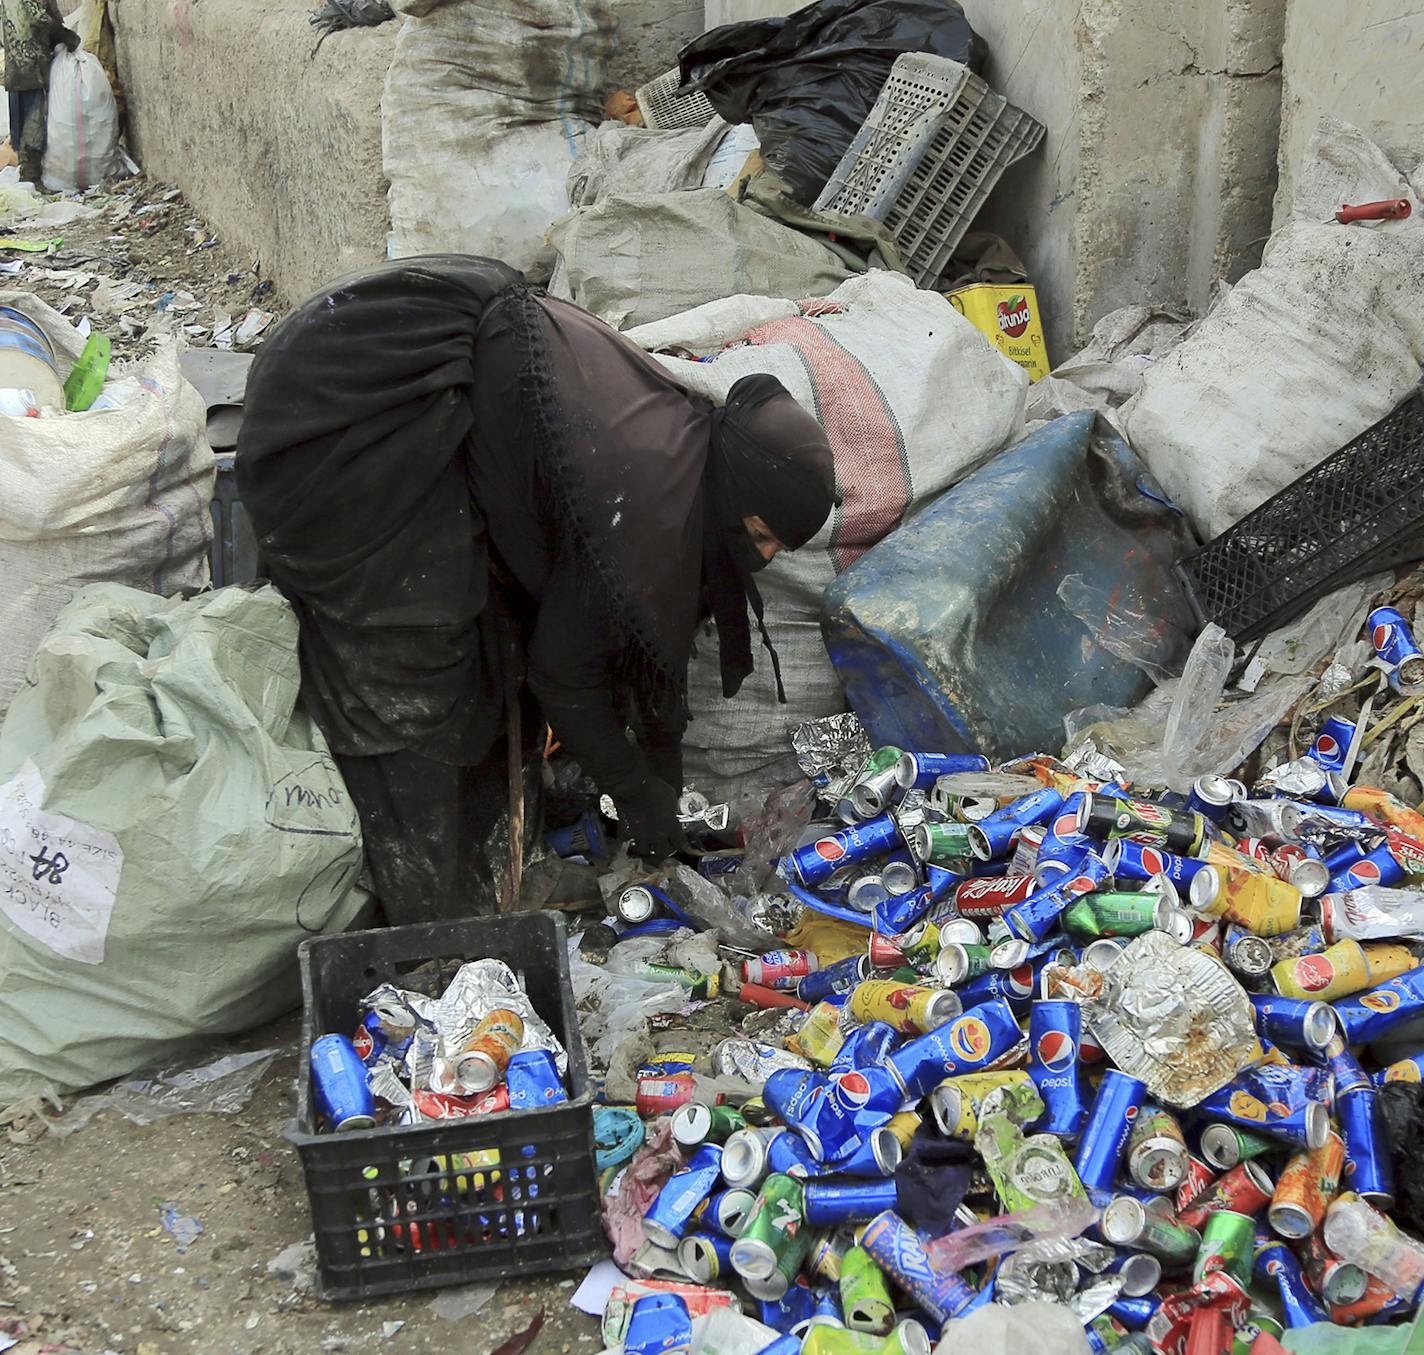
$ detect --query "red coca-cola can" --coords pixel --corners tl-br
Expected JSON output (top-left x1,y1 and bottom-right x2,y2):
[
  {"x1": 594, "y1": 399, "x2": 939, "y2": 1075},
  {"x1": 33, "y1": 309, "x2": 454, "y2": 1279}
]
[
  {"x1": 1175, "y1": 1154, "x2": 1217, "y2": 1215},
  {"x1": 868, "y1": 934, "x2": 906, "y2": 968},
  {"x1": 1176, "y1": 1159, "x2": 1273, "y2": 1231},
  {"x1": 636, "y1": 1073, "x2": 698, "y2": 1117},
  {"x1": 950, "y1": 874, "x2": 1035, "y2": 919}
]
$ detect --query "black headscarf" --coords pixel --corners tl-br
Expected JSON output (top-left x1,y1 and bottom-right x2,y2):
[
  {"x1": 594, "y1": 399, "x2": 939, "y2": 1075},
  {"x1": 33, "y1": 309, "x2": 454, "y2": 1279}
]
[{"x1": 704, "y1": 375, "x2": 836, "y2": 702}]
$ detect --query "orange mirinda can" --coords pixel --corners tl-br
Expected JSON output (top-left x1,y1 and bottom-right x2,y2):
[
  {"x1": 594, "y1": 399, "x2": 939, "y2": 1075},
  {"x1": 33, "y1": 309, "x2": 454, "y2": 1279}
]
[
  {"x1": 1340, "y1": 785, "x2": 1424, "y2": 843},
  {"x1": 1188, "y1": 864, "x2": 1302, "y2": 936},
  {"x1": 1267, "y1": 1132, "x2": 1346, "y2": 1238}
]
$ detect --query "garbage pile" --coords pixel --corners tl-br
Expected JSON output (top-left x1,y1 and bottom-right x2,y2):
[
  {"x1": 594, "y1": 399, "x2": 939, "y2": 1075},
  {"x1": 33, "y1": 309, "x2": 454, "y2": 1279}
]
[{"x1": 524, "y1": 596, "x2": 1424, "y2": 1352}]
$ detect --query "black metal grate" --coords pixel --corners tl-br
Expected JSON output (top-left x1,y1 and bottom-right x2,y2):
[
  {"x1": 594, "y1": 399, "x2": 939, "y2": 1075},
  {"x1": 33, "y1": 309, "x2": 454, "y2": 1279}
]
[{"x1": 1176, "y1": 388, "x2": 1424, "y2": 642}]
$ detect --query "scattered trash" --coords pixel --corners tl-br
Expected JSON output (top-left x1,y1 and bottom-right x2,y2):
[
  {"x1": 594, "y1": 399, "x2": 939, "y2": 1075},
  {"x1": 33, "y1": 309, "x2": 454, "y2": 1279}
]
[
  {"x1": 266, "y1": 1238, "x2": 318, "y2": 1293},
  {"x1": 158, "y1": 1204, "x2": 203, "y2": 1254},
  {"x1": 427, "y1": 1280, "x2": 501, "y2": 1320}
]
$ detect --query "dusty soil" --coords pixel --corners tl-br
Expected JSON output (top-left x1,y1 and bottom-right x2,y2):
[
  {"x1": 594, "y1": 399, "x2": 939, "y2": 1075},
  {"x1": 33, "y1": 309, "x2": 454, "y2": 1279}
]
[
  {"x1": 0, "y1": 1014, "x2": 604, "y2": 1355},
  {"x1": 3, "y1": 174, "x2": 292, "y2": 363}
]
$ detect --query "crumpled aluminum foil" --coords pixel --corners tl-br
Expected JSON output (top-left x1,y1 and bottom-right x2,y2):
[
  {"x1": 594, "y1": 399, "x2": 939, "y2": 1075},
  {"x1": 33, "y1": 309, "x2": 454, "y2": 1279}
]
[
  {"x1": 434, "y1": 959, "x2": 567, "y2": 1075},
  {"x1": 997, "y1": 1237, "x2": 1120, "y2": 1316},
  {"x1": 1255, "y1": 758, "x2": 1328, "y2": 799},
  {"x1": 712, "y1": 1037, "x2": 811, "y2": 1081},
  {"x1": 793, "y1": 713, "x2": 871, "y2": 791},
  {"x1": 893, "y1": 790, "x2": 929, "y2": 832},
  {"x1": 1077, "y1": 931, "x2": 1260, "y2": 1108},
  {"x1": 1063, "y1": 741, "x2": 1129, "y2": 786}
]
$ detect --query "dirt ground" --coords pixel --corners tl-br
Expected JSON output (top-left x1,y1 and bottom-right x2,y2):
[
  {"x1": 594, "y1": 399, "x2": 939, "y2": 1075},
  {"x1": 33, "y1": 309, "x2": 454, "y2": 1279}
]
[
  {"x1": 0, "y1": 1013, "x2": 605, "y2": 1355},
  {"x1": 3, "y1": 174, "x2": 292, "y2": 364}
]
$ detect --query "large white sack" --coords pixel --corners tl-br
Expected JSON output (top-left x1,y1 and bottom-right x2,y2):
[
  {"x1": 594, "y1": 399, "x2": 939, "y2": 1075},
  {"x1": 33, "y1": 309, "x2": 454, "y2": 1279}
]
[
  {"x1": 549, "y1": 188, "x2": 854, "y2": 331},
  {"x1": 0, "y1": 291, "x2": 213, "y2": 723},
  {"x1": 1122, "y1": 119, "x2": 1424, "y2": 539},
  {"x1": 42, "y1": 47, "x2": 119, "y2": 192},
  {"x1": 383, "y1": 0, "x2": 614, "y2": 278},
  {"x1": 567, "y1": 119, "x2": 733, "y2": 208},
  {"x1": 626, "y1": 271, "x2": 1029, "y2": 801}
]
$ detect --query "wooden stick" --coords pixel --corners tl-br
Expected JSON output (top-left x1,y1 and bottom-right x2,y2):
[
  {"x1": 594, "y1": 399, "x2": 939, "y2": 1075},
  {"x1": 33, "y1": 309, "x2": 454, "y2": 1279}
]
[{"x1": 502, "y1": 697, "x2": 525, "y2": 912}]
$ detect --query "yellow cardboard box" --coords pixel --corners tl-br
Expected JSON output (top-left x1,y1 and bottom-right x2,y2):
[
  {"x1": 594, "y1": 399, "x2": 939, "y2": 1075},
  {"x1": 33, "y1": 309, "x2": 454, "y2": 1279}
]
[{"x1": 946, "y1": 283, "x2": 1051, "y2": 382}]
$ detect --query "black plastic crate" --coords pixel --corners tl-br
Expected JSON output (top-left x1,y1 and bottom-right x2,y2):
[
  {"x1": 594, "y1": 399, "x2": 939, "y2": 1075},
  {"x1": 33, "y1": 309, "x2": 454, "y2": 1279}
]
[
  {"x1": 1176, "y1": 387, "x2": 1424, "y2": 642},
  {"x1": 289, "y1": 913, "x2": 603, "y2": 1301}
]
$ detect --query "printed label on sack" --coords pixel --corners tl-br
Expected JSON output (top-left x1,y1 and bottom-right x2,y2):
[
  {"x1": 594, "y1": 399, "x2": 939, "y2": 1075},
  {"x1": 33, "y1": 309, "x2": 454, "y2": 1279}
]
[{"x1": 0, "y1": 761, "x2": 123, "y2": 965}]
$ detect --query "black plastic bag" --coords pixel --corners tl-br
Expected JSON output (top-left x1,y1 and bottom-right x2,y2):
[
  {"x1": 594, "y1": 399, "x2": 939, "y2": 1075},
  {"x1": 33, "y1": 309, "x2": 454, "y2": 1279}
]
[
  {"x1": 894, "y1": 1125, "x2": 974, "y2": 1237},
  {"x1": 679, "y1": 0, "x2": 982, "y2": 207},
  {"x1": 1378, "y1": 1082, "x2": 1424, "y2": 1236}
]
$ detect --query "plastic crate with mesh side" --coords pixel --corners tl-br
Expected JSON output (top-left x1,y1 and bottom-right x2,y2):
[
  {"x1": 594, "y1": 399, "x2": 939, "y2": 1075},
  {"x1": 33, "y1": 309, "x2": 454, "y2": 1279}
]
[
  {"x1": 1175, "y1": 387, "x2": 1424, "y2": 643},
  {"x1": 635, "y1": 68, "x2": 717, "y2": 131},
  {"x1": 812, "y1": 53, "x2": 1044, "y2": 288},
  {"x1": 288, "y1": 912, "x2": 602, "y2": 1301}
]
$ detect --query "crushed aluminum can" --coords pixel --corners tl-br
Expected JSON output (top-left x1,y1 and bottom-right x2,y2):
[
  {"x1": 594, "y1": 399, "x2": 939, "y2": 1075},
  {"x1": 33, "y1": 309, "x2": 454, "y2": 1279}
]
[
  {"x1": 714, "y1": 1038, "x2": 813, "y2": 1081},
  {"x1": 1075, "y1": 931, "x2": 1262, "y2": 1109},
  {"x1": 794, "y1": 714, "x2": 871, "y2": 786},
  {"x1": 362, "y1": 982, "x2": 437, "y2": 1032},
  {"x1": 1255, "y1": 759, "x2": 1329, "y2": 800},
  {"x1": 367, "y1": 1056, "x2": 414, "y2": 1109},
  {"x1": 1062, "y1": 742, "x2": 1129, "y2": 786}
]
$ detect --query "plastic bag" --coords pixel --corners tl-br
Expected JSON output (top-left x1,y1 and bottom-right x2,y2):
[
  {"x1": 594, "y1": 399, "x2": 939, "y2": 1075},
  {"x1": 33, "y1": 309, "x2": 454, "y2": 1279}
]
[
  {"x1": 42, "y1": 47, "x2": 119, "y2": 192},
  {"x1": 679, "y1": 0, "x2": 982, "y2": 206}
]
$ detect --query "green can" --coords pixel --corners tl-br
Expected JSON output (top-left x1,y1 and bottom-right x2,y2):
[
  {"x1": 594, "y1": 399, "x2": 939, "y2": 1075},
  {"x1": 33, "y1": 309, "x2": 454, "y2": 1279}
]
[
  {"x1": 1194, "y1": 1208, "x2": 1255, "y2": 1288},
  {"x1": 933, "y1": 942, "x2": 992, "y2": 985},
  {"x1": 865, "y1": 746, "x2": 904, "y2": 775},
  {"x1": 1060, "y1": 892, "x2": 1170, "y2": 941},
  {"x1": 839, "y1": 1245, "x2": 894, "y2": 1336},
  {"x1": 1199, "y1": 1121, "x2": 1277, "y2": 1170},
  {"x1": 671, "y1": 1101, "x2": 745, "y2": 1148},
  {"x1": 1231, "y1": 1311, "x2": 1284, "y2": 1355},
  {"x1": 911, "y1": 821, "x2": 974, "y2": 864},
  {"x1": 729, "y1": 1173, "x2": 809, "y2": 1298},
  {"x1": 1101, "y1": 1195, "x2": 1199, "y2": 1263}
]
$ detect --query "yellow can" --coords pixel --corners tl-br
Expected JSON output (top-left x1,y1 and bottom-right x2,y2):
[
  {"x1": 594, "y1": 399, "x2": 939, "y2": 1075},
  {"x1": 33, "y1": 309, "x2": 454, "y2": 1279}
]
[
  {"x1": 848, "y1": 979, "x2": 961, "y2": 1035},
  {"x1": 1341, "y1": 785, "x2": 1424, "y2": 845},
  {"x1": 928, "y1": 1070, "x2": 1032, "y2": 1140},
  {"x1": 882, "y1": 1110, "x2": 923, "y2": 1152},
  {"x1": 1271, "y1": 940, "x2": 1416, "y2": 1002},
  {"x1": 1189, "y1": 863, "x2": 1302, "y2": 936},
  {"x1": 791, "y1": 1000, "x2": 848, "y2": 1067},
  {"x1": 946, "y1": 283, "x2": 1051, "y2": 381}
]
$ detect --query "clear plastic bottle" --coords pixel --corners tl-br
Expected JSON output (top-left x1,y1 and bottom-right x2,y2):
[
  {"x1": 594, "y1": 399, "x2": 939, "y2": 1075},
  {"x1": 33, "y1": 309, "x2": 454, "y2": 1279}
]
[{"x1": 1322, "y1": 1192, "x2": 1424, "y2": 1301}]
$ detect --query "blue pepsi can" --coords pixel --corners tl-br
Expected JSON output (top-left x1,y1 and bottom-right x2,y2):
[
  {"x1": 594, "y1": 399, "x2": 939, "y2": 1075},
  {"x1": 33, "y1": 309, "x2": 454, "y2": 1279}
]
[
  {"x1": 1292, "y1": 802, "x2": 1377, "y2": 833},
  {"x1": 798, "y1": 955, "x2": 870, "y2": 1004},
  {"x1": 678, "y1": 1229, "x2": 736, "y2": 1283},
  {"x1": 786, "y1": 816, "x2": 905, "y2": 887},
  {"x1": 1105, "y1": 839, "x2": 1211, "y2": 886},
  {"x1": 803, "y1": 1179, "x2": 898, "y2": 1225},
  {"x1": 757, "y1": 1281, "x2": 816, "y2": 1336},
  {"x1": 351, "y1": 1012, "x2": 389, "y2": 1067},
  {"x1": 895, "y1": 750, "x2": 991, "y2": 790},
  {"x1": 767, "y1": 1130, "x2": 824, "y2": 1180},
  {"x1": 815, "y1": 1067, "x2": 904, "y2": 1163},
  {"x1": 640, "y1": 1144, "x2": 725, "y2": 1249},
  {"x1": 1248, "y1": 993, "x2": 1338, "y2": 1053},
  {"x1": 831, "y1": 1021, "x2": 901, "y2": 1074},
  {"x1": 1374, "y1": 1051, "x2": 1424, "y2": 1086},
  {"x1": 968, "y1": 789, "x2": 1066, "y2": 861},
  {"x1": 1254, "y1": 1234, "x2": 1329, "y2": 1329},
  {"x1": 1028, "y1": 999, "x2": 1088, "y2": 1139},
  {"x1": 1333, "y1": 964, "x2": 1424, "y2": 1043},
  {"x1": 1328, "y1": 841, "x2": 1406, "y2": 892},
  {"x1": 310, "y1": 1033, "x2": 377, "y2": 1130},
  {"x1": 1326, "y1": 1038, "x2": 1372, "y2": 1095},
  {"x1": 506, "y1": 1049, "x2": 567, "y2": 1110},
  {"x1": 1185, "y1": 775, "x2": 1242, "y2": 824},
  {"x1": 887, "y1": 997, "x2": 1025, "y2": 1099},
  {"x1": 624, "y1": 1293, "x2": 693, "y2": 1355},
  {"x1": 1003, "y1": 850, "x2": 1110, "y2": 942},
  {"x1": 1031, "y1": 793, "x2": 1091, "y2": 882},
  {"x1": 1073, "y1": 1069, "x2": 1147, "y2": 1200},
  {"x1": 1324, "y1": 839, "x2": 1369, "y2": 872},
  {"x1": 1336, "y1": 1085, "x2": 1395, "y2": 1207},
  {"x1": 1197, "y1": 1064, "x2": 1330, "y2": 1149},
  {"x1": 764, "y1": 1068, "x2": 830, "y2": 1158},
  {"x1": 1105, "y1": 1294, "x2": 1161, "y2": 1331},
  {"x1": 809, "y1": 1288, "x2": 843, "y2": 1326},
  {"x1": 1308, "y1": 718, "x2": 1357, "y2": 775},
  {"x1": 955, "y1": 956, "x2": 1049, "y2": 1016},
  {"x1": 873, "y1": 884, "x2": 935, "y2": 936},
  {"x1": 1368, "y1": 605, "x2": 1424, "y2": 694}
]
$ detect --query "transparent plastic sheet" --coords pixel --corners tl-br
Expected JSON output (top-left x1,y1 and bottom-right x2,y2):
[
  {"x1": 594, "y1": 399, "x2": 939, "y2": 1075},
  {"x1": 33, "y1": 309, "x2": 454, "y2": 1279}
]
[
  {"x1": 924, "y1": 1198, "x2": 1099, "y2": 1274},
  {"x1": 49, "y1": 1048, "x2": 281, "y2": 1137},
  {"x1": 1243, "y1": 574, "x2": 1391, "y2": 681},
  {"x1": 931, "y1": 1300, "x2": 1095, "y2": 1354},
  {"x1": 1064, "y1": 624, "x2": 1311, "y2": 792},
  {"x1": 1058, "y1": 572, "x2": 1191, "y2": 685},
  {"x1": 568, "y1": 940, "x2": 691, "y2": 1074}
]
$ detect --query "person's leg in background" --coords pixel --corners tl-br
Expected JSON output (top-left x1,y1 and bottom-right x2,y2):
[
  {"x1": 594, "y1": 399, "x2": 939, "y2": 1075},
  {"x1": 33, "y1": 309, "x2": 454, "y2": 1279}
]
[{"x1": 11, "y1": 87, "x2": 46, "y2": 185}]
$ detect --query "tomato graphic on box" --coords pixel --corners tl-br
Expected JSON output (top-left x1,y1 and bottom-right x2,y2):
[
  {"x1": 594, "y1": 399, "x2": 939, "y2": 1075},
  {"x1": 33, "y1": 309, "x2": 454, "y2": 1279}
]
[{"x1": 946, "y1": 282, "x2": 1051, "y2": 382}]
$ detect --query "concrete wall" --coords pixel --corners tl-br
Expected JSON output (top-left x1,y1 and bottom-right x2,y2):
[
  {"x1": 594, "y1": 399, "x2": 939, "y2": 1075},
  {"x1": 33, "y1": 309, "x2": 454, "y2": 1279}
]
[
  {"x1": 609, "y1": 0, "x2": 706, "y2": 87},
  {"x1": 1275, "y1": 0, "x2": 1424, "y2": 224},
  {"x1": 964, "y1": 0, "x2": 1285, "y2": 355},
  {"x1": 110, "y1": 0, "x2": 396, "y2": 303}
]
